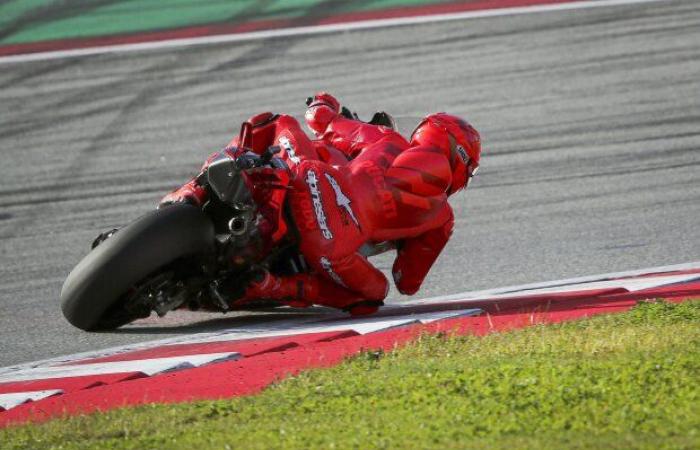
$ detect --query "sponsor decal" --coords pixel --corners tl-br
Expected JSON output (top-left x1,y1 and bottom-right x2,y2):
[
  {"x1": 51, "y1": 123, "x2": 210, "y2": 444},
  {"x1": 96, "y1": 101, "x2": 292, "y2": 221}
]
[
  {"x1": 279, "y1": 136, "x2": 301, "y2": 164},
  {"x1": 305, "y1": 169, "x2": 333, "y2": 240},
  {"x1": 294, "y1": 196, "x2": 317, "y2": 233},
  {"x1": 320, "y1": 256, "x2": 346, "y2": 287},
  {"x1": 324, "y1": 173, "x2": 360, "y2": 229},
  {"x1": 455, "y1": 144, "x2": 469, "y2": 164}
]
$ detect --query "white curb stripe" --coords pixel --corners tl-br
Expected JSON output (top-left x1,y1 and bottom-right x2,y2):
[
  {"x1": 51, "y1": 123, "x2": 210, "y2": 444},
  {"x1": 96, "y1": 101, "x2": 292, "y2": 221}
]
[
  {"x1": 0, "y1": 0, "x2": 671, "y2": 65},
  {"x1": 186, "y1": 308, "x2": 483, "y2": 344},
  {"x1": 0, "y1": 390, "x2": 63, "y2": 411},
  {"x1": 0, "y1": 352, "x2": 239, "y2": 384},
  {"x1": 189, "y1": 308, "x2": 484, "y2": 344},
  {"x1": 407, "y1": 261, "x2": 700, "y2": 305},
  {"x1": 412, "y1": 273, "x2": 700, "y2": 303}
]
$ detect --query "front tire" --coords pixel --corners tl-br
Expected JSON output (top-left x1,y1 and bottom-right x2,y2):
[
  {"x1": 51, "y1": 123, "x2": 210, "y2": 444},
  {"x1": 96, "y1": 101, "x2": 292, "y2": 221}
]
[{"x1": 60, "y1": 204, "x2": 215, "y2": 331}]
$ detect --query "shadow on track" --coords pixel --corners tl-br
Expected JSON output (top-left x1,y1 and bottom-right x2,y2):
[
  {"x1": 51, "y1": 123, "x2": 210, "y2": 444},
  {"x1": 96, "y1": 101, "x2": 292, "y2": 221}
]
[{"x1": 103, "y1": 307, "x2": 337, "y2": 335}]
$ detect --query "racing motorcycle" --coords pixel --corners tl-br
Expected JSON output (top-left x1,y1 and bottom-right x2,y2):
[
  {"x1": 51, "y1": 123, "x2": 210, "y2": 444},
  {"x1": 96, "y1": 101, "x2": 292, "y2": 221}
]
[
  {"x1": 61, "y1": 110, "x2": 399, "y2": 331},
  {"x1": 60, "y1": 144, "x2": 314, "y2": 331}
]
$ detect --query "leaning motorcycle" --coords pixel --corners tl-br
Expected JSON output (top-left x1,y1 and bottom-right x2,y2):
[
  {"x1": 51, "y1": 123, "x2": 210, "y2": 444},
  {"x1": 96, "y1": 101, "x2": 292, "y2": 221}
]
[{"x1": 60, "y1": 146, "x2": 308, "y2": 331}]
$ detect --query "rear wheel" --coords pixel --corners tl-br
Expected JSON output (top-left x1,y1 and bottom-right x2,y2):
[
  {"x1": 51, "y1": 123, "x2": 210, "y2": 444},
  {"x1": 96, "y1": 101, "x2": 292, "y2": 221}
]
[{"x1": 60, "y1": 204, "x2": 215, "y2": 331}]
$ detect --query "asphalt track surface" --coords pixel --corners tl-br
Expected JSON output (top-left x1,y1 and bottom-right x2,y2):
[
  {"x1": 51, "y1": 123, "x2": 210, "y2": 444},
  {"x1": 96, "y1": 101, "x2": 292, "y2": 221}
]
[{"x1": 1, "y1": 0, "x2": 699, "y2": 367}]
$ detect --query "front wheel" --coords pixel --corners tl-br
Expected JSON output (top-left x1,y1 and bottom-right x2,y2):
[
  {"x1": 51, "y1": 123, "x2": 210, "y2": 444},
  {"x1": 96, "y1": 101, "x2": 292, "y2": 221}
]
[{"x1": 60, "y1": 204, "x2": 215, "y2": 331}]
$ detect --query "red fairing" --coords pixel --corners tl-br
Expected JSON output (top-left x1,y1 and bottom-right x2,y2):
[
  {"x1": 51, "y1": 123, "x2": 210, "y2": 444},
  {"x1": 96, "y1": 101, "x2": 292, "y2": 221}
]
[
  {"x1": 160, "y1": 111, "x2": 324, "y2": 207},
  {"x1": 228, "y1": 113, "x2": 323, "y2": 166},
  {"x1": 160, "y1": 180, "x2": 207, "y2": 207},
  {"x1": 243, "y1": 166, "x2": 291, "y2": 245}
]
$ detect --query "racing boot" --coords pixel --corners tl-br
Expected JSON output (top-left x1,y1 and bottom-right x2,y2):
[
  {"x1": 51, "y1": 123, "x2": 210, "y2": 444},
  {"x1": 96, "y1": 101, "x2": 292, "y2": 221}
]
[
  {"x1": 367, "y1": 111, "x2": 397, "y2": 130},
  {"x1": 232, "y1": 269, "x2": 315, "y2": 308},
  {"x1": 343, "y1": 107, "x2": 397, "y2": 131},
  {"x1": 234, "y1": 270, "x2": 383, "y2": 315}
]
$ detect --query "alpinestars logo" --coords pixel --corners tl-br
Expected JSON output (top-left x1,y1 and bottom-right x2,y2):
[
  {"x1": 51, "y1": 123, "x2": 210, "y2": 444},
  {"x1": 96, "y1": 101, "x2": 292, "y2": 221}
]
[
  {"x1": 320, "y1": 257, "x2": 346, "y2": 287},
  {"x1": 305, "y1": 170, "x2": 333, "y2": 240},
  {"x1": 324, "y1": 173, "x2": 360, "y2": 228},
  {"x1": 279, "y1": 136, "x2": 301, "y2": 164}
]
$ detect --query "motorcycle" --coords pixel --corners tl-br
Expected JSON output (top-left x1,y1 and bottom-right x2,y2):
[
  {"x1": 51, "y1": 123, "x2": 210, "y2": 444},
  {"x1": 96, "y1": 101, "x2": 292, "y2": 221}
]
[
  {"x1": 60, "y1": 143, "x2": 314, "y2": 331},
  {"x1": 61, "y1": 110, "x2": 401, "y2": 331}
]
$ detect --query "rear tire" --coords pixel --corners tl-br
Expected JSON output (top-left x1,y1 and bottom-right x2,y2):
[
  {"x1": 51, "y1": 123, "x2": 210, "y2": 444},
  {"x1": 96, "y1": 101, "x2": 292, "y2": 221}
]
[{"x1": 60, "y1": 204, "x2": 215, "y2": 331}]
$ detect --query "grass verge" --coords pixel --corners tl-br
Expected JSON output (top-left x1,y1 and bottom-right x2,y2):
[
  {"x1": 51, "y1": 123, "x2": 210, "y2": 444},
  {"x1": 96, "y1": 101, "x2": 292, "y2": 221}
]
[{"x1": 2, "y1": 299, "x2": 699, "y2": 449}]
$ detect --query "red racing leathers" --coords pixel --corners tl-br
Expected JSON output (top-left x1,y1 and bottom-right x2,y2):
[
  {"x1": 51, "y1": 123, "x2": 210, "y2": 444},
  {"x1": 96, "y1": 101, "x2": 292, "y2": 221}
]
[{"x1": 162, "y1": 94, "x2": 456, "y2": 314}]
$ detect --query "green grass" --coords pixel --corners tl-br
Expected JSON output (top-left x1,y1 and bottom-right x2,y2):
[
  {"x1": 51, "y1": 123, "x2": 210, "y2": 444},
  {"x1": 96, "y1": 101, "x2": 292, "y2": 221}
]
[{"x1": 2, "y1": 300, "x2": 699, "y2": 449}]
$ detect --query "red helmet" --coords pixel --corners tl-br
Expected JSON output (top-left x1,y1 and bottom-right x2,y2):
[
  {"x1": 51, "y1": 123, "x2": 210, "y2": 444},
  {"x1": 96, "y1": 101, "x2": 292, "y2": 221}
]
[{"x1": 410, "y1": 113, "x2": 481, "y2": 194}]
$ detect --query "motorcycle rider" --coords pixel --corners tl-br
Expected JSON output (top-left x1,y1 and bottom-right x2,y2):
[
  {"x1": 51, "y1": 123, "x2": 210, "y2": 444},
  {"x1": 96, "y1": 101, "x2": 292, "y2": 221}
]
[{"x1": 161, "y1": 93, "x2": 481, "y2": 315}]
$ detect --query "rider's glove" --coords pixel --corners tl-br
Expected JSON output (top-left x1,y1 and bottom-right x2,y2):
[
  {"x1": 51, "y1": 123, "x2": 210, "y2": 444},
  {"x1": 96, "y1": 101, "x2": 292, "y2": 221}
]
[
  {"x1": 305, "y1": 92, "x2": 342, "y2": 136},
  {"x1": 305, "y1": 92, "x2": 340, "y2": 112}
]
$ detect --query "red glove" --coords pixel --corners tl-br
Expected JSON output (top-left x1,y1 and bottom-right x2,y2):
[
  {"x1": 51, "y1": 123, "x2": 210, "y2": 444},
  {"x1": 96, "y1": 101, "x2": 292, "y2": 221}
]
[
  {"x1": 305, "y1": 92, "x2": 341, "y2": 136},
  {"x1": 305, "y1": 92, "x2": 340, "y2": 111}
]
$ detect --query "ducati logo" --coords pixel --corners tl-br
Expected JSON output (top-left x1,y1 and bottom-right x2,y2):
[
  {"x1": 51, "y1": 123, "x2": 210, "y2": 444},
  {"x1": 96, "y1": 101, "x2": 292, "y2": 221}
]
[
  {"x1": 305, "y1": 170, "x2": 333, "y2": 240},
  {"x1": 320, "y1": 256, "x2": 346, "y2": 287},
  {"x1": 324, "y1": 173, "x2": 360, "y2": 229},
  {"x1": 279, "y1": 136, "x2": 301, "y2": 164}
]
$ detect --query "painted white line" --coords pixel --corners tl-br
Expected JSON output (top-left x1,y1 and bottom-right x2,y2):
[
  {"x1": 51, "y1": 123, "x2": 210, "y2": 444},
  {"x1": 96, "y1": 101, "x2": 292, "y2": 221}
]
[
  {"x1": 621, "y1": 273, "x2": 700, "y2": 292},
  {"x1": 0, "y1": 0, "x2": 671, "y2": 65},
  {"x1": 0, "y1": 353, "x2": 239, "y2": 384},
  {"x1": 406, "y1": 261, "x2": 700, "y2": 305},
  {"x1": 410, "y1": 273, "x2": 700, "y2": 305},
  {"x1": 0, "y1": 390, "x2": 63, "y2": 411},
  {"x1": 468, "y1": 273, "x2": 700, "y2": 300}
]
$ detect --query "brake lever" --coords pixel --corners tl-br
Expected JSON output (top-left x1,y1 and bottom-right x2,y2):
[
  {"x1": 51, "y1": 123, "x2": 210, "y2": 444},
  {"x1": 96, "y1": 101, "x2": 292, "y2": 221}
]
[{"x1": 260, "y1": 145, "x2": 281, "y2": 165}]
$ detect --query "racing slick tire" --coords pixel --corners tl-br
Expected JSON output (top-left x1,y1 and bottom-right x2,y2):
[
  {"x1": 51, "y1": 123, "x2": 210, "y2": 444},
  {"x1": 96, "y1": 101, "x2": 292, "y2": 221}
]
[{"x1": 60, "y1": 203, "x2": 215, "y2": 331}]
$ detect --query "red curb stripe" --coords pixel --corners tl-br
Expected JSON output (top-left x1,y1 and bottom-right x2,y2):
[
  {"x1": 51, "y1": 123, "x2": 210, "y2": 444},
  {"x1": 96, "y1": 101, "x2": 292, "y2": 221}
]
[
  {"x1": 316, "y1": 0, "x2": 577, "y2": 24},
  {"x1": 0, "y1": 373, "x2": 145, "y2": 395},
  {"x1": 0, "y1": 0, "x2": 582, "y2": 57}
]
